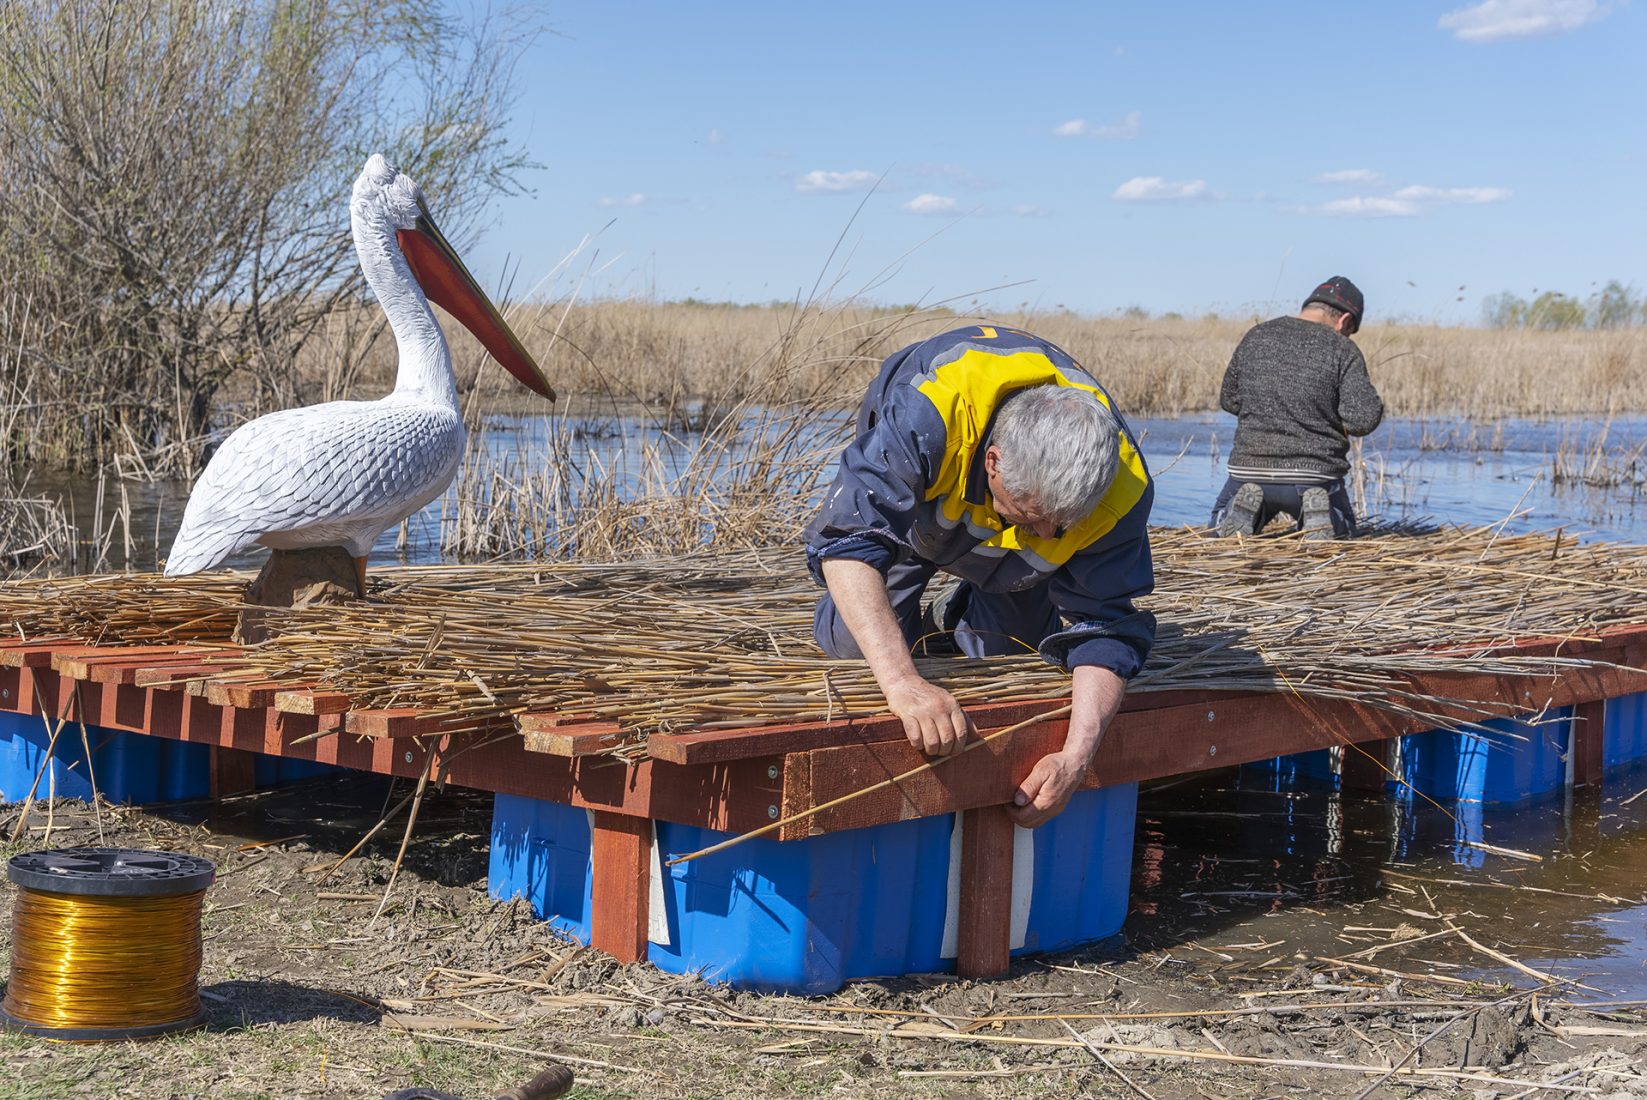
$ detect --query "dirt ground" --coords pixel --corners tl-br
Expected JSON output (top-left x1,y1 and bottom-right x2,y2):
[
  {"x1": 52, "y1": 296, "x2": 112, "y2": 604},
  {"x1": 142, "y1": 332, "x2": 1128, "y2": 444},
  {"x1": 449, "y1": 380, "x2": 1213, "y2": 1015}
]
[{"x1": 1, "y1": 780, "x2": 1645, "y2": 1100}]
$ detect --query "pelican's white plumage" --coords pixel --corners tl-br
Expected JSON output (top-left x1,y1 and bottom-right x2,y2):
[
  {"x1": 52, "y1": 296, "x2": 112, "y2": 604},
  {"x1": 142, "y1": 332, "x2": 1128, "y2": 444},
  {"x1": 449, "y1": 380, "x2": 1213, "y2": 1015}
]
[{"x1": 165, "y1": 155, "x2": 548, "y2": 575}]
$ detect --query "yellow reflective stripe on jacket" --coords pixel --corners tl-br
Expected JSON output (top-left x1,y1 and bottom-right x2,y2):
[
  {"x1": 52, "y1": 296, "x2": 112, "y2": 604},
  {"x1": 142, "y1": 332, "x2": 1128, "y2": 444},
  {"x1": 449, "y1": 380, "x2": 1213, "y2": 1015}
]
[{"x1": 914, "y1": 346, "x2": 1150, "y2": 568}]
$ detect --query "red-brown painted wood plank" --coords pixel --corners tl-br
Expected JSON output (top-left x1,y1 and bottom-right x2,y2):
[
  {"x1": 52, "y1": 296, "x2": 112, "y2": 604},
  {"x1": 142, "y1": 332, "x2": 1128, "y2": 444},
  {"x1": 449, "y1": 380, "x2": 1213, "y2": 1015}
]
[
  {"x1": 1572, "y1": 698, "x2": 1607, "y2": 787},
  {"x1": 590, "y1": 811, "x2": 651, "y2": 964},
  {"x1": 643, "y1": 696, "x2": 1082, "y2": 766},
  {"x1": 785, "y1": 655, "x2": 1647, "y2": 837},
  {"x1": 1339, "y1": 740, "x2": 1392, "y2": 791},
  {"x1": 53, "y1": 646, "x2": 229, "y2": 681},
  {"x1": 1, "y1": 643, "x2": 109, "y2": 669},
  {"x1": 522, "y1": 722, "x2": 628, "y2": 757},
  {"x1": 204, "y1": 678, "x2": 291, "y2": 710},
  {"x1": 221, "y1": 681, "x2": 306, "y2": 710},
  {"x1": 85, "y1": 655, "x2": 220, "y2": 686},
  {"x1": 956, "y1": 805, "x2": 1014, "y2": 980},
  {"x1": 517, "y1": 712, "x2": 612, "y2": 732},
  {"x1": 274, "y1": 689, "x2": 353, "y2": 716},
  {"x1": 132, "y1": 664, "x2": 223, "y2": 689},
  {"x1": 0, "y1": 665, "x2": 26, "y2": 714},
  {"x1": 211, "y1": 746, "x2": 259, "y2": 798},
  {"x1": 344, "y1": 709, "x2": 478, "y2": 738},
  {"x1": 645, "y1": 631, "x2": 1647, "y2": 765}
]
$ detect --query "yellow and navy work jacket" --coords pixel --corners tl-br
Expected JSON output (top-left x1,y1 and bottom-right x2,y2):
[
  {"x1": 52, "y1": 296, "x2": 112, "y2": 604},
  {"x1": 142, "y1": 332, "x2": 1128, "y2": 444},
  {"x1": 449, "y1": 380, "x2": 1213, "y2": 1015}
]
[{"x1": 805, "y1": 326, "x2": 1156, "y2": 678}]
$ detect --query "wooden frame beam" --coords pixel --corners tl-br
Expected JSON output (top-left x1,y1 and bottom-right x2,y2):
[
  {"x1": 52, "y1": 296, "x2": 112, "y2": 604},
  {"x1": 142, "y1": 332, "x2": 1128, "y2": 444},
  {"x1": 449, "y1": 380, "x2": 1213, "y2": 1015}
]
[
  {"x1": 1572, "y1": 698, "x2": 1607, "y2": 787},
  {"x1": 590, "y1": 812, "x2": 652, "y2": 963},
  {"x1": 955, "y1": 806, "x2": 1014, "y2": 979}
]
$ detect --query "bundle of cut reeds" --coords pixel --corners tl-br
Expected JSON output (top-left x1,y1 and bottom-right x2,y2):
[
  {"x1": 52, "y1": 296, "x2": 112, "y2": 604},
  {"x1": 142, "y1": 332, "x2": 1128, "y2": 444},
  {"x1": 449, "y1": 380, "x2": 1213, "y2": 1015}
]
[{"x1": 1, "y1": 526, "x2": 1642, "y2": 752}]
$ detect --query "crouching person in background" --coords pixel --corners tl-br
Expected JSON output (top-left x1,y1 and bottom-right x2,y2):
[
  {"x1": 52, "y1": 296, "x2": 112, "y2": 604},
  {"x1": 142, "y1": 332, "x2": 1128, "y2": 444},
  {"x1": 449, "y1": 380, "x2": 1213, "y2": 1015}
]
[{"x1": 1211, "y1": 276, "x2": 1384, "y2": 539}]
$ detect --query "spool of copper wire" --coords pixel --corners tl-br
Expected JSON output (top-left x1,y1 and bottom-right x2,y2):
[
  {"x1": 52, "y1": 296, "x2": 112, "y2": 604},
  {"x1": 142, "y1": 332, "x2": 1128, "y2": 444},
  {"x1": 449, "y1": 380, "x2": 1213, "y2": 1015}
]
[{"x1": 1, "y1": 848, "x2": 215, "y2": 1041}]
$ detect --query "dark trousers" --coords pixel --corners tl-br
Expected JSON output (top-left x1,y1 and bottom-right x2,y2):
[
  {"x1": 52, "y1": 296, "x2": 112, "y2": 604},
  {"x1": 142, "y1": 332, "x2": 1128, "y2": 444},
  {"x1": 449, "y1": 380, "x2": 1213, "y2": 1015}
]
[
  {"x1": 813, "y1": 557, "x2": 1060, "y2": 659},
  {"x1": 1208, "y1": 476, "x2": 1358, "y2": 537}
]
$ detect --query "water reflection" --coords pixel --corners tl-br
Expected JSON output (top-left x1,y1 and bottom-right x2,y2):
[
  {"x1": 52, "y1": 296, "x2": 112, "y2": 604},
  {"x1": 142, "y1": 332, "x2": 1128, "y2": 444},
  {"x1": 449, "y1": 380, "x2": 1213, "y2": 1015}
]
[{"x1": 1128, "y1": 757, "x2": 1647, "y2": 997}]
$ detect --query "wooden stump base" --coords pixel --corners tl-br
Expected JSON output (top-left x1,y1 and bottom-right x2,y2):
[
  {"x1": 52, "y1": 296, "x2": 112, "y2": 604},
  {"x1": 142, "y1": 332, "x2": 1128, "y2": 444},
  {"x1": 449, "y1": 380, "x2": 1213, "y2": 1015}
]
[{"x1": 236, "y1": 546, "x2": 362, "y2": 644}]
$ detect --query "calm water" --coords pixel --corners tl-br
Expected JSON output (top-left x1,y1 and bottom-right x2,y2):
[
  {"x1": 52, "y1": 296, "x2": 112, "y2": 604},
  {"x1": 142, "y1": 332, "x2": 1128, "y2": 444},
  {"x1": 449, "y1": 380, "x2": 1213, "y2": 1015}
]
[
  {"x1": 22, "y1": 412, "x2": 1647, "y2": 572},
  {"x1": 1130, "y1": 759, "x2": 1647, "y2": 998}
]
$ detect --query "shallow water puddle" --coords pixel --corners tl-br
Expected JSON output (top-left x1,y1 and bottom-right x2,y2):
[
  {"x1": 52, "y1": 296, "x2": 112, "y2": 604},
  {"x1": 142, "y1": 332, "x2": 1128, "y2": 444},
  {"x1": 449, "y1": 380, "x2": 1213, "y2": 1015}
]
[{"x1": 1128, "y1": 757, "x2": 1647, "y2": 998}]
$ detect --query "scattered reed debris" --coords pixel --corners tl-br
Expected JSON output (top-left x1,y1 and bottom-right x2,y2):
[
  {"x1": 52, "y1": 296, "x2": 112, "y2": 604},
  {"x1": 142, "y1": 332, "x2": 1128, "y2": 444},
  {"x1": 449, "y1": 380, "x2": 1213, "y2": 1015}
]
[{"x1": 1, "y1": 526, "x2": 1643, "y2": 753}]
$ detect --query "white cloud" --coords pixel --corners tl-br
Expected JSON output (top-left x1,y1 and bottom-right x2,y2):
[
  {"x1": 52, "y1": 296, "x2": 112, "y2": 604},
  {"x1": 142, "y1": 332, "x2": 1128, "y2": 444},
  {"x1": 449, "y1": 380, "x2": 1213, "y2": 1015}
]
[
  {"x1": 596, "y1": 193, "x2": 647, "y2": 208},
  {"x1": 1011, "y1": 203, "x2": 1051, "y2": 217},
  {"x1": 1112, "y1": 176, "x2": 1210, "y2": 202},
  {"x1": 1439, "y1": 0, "x2": 1608, "y2": 41},
  {"x1": 1319, "y1": 196, "x2": 1421, "y2": 218},
  {"x1": 707, "y1": 128, "x2": 724, "y2": 146},
  {"x1": 904, "y1": 193, "x2": 960, "y2": 216},
  {"x1": 1054, "y1": 111, "x2": 1142, "y2": 140},
  {"x1": 1391, "y1": 184, "x2": 1512, "y2": 204},
  {"x1": 795, "y1": 169, "x2": 878, "y2": 194},
  {"x1": 1298, "y1": 181, "x2": 1512, "y2": 217},
  {"x1": 1312, "y1": 168, "x2": 1384, "y2": 185}
]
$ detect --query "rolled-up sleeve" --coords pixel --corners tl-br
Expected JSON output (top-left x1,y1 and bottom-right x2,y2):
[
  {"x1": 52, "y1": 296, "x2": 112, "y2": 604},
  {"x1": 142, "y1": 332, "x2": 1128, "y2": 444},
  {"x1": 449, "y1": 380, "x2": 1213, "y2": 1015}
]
[
  {"x1": 1037, "y1": 481, "x2": 1157, "y2": 679},
  {"x1": 804, "y1": 397, "x2": 939, "y2": 585}
]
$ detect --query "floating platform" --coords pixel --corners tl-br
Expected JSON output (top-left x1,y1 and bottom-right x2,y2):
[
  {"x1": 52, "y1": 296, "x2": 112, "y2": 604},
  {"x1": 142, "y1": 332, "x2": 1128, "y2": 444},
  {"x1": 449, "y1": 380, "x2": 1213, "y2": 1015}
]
[{"x1": 2, "y1": 627, "x2": 1646, "y2": 993}]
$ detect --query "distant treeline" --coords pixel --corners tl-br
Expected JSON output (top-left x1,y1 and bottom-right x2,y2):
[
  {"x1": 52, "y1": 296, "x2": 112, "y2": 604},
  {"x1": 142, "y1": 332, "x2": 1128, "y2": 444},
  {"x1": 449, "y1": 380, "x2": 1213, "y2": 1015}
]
[{"x1": 1483, "y1": 281, "x2": 1645, "y2": 330}]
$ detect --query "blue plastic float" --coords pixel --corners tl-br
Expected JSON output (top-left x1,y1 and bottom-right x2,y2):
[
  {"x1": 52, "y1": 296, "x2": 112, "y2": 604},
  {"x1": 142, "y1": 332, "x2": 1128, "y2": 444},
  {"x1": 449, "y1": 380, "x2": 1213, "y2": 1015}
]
[
  {"x1": 491, "y1": 783, "x2": 1138, "y2": 994},
  {"x1": 0, "y1": 710, "x2": 343, "y2": 804}
]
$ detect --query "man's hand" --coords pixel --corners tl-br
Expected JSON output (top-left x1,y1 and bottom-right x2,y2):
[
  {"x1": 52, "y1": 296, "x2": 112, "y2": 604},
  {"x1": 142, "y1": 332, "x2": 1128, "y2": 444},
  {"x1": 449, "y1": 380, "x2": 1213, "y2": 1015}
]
[
  {"x1": 1008, "y1": 749, "x2": 1088, "y2": 828},
  {"x1": 820, "y1": 559, "x2": 976, "y2": 756},
  {"x1": 884, "y1": 674, "x2": 973, "y2": 756}
]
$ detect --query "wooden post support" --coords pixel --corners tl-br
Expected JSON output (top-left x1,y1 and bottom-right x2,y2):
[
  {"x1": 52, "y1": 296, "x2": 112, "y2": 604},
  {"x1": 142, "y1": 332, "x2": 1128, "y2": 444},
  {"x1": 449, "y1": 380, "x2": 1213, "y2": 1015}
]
[
  {"x1": 590, "y1": 811, "x2": 652, "y2": 964},
  {"x1": 1339, "y1": 740, "x2": 1390, "y2": 791},
  {"x1": 1572, "y1": 699, "x2": 1607, "y2": 788},
  {"x1": 210, "y1": 745, "x2": 259, "y2": 799},
  {"x1": 956, "y1": 804, "x2": 1015, "y2": 980}
]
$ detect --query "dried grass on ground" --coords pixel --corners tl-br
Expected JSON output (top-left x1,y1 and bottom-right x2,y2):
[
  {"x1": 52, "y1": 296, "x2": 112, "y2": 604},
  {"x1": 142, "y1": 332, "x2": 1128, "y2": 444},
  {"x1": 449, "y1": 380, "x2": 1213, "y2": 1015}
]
[{"x1": 3, "y1": 792, "x2": 1644, "y2": 1100}]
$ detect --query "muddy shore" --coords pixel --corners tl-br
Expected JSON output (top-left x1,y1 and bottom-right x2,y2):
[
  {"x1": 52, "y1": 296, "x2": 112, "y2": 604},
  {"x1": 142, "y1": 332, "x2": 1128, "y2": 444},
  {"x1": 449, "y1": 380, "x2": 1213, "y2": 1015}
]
[{"x1": 2, "y1": 773, "x2": 1646, "y2": 1100}]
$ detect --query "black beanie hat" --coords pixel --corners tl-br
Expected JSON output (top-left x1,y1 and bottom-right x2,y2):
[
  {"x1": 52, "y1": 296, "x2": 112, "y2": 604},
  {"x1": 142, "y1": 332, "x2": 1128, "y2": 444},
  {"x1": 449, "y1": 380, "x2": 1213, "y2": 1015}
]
[{"x1": 1304, "y1": 276, "x2": 1364, "y2": 333}]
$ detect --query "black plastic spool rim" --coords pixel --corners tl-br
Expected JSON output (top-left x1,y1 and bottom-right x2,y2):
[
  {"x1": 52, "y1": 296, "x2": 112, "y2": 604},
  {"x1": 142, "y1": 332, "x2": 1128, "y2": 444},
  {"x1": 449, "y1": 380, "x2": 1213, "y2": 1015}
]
[
  {"x1": 3, "y1": 847, "x2": 216, "y2": 1041},
  {"x1": 7, "y1": 847, "x2": 216, "y2": 898}
]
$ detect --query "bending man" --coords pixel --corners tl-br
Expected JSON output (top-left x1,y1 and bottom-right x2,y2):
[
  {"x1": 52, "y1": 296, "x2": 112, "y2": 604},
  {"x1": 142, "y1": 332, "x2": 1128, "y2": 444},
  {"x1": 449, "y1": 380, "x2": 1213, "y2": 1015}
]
[
  {"x1": 1211, "y1": 276, "x2": 1384, "y2": 538},
  {"x1": 806, "y1": 325, "x2": 1155, "y2": 828}
]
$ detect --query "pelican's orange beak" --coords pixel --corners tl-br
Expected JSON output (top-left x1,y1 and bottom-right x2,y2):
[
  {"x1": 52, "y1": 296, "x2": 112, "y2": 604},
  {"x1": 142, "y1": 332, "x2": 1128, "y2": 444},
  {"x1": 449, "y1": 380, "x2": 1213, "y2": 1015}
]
[{"x1": 397, "y1": 201, "x2": 555, "y2": 401}]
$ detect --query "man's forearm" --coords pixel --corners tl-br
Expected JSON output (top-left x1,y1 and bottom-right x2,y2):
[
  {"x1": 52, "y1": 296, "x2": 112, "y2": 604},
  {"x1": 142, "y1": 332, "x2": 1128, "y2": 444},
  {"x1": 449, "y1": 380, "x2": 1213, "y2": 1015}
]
[
  {"x1": 822, "y1": 557, "x2": 972, "y2": 754},
  {"x1": 1007, "y1": 663, "x2": 1128, "y2": 827},
  {"x1": 1062, "y1": 663, "x2": 1127, "y2": 766},
  {"x1": 820, "y1": 557, "x2": 918, "y2": 691}
]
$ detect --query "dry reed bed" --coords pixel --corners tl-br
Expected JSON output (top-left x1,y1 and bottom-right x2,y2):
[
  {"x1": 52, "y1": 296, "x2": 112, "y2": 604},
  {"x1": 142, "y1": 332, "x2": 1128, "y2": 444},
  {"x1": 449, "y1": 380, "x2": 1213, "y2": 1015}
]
[
  {"x1": 292, "y1": 302, "x2": 1647, "y2": 422},
  {"x1": 1, "y1": 527, "x2": 1642, "y2": 751}
]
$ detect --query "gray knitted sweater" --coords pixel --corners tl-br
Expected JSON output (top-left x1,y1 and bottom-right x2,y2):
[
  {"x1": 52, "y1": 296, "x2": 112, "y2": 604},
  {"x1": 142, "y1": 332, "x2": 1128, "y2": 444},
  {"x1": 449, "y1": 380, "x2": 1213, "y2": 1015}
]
[{"x1": 1219, "y1": 316, "x2": 1384, "y2": 481}]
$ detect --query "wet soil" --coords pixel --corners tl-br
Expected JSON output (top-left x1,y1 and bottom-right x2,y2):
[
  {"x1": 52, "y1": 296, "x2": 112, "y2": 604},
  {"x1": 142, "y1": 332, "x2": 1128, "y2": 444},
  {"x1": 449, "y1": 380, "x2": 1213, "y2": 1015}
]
[{"x1": 2, "y1": 768, "x2": 1647, "y2": 1099}]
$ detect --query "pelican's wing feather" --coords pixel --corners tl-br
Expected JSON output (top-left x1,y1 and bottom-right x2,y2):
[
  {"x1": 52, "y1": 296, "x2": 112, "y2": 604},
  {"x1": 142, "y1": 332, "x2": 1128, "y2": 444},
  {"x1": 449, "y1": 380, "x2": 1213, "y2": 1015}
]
[{"x1": 163, "y1": 401, "x2": 463, "y2": 574}]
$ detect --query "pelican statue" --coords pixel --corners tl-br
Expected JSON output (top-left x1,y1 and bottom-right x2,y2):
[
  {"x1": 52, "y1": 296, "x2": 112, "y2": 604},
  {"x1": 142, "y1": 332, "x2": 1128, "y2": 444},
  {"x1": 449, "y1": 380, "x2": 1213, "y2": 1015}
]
[{"x1": 164, "y1": 154, "x2": 553, "y2": 596}]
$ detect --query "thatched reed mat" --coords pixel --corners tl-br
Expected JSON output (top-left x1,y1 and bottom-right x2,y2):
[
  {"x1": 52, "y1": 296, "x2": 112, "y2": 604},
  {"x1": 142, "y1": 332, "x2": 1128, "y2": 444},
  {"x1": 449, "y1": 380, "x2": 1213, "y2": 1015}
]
[{"x1": 3, "y1": 527, "x2": 1644, "y2": 750}]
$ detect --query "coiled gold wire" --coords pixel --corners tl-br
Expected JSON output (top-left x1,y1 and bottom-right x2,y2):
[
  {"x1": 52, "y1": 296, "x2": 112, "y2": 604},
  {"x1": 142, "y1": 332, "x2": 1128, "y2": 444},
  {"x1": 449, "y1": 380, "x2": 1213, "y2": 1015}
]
[{"x1": 3, "y1": 887, "x2": 205, "y2": 1033}]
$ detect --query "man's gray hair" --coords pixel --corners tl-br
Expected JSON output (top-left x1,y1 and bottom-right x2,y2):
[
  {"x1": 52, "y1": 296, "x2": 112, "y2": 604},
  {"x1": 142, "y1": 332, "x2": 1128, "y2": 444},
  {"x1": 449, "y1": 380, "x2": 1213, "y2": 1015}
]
[
  {"x1": 992, "y1": 384, "x2": 1121, "y2": 525},
  {"x1": 1303, "y1": 300, "x2": 1348, "y2": 323}
]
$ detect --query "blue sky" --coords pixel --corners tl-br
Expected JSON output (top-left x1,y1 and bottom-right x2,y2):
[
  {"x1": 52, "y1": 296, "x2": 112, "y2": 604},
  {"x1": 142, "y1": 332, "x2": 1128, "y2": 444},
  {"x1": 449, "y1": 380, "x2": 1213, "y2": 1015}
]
[{"x1": 459, "y1": 0, "x2": 1644, "y2": 324}]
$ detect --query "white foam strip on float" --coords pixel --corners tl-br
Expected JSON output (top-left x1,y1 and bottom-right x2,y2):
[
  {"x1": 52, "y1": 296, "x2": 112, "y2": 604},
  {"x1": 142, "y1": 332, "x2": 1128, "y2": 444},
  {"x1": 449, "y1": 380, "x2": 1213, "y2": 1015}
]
[
  {"x1": 648, "y1": 831, "x2": 670, "y2": 946},
  {"x1": 940, "y1": 812, "x2": 1034, "y2": 958},
  {"x1": 585, "y1": 809, "x2": 670, "y2": 947}
]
